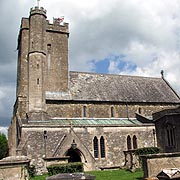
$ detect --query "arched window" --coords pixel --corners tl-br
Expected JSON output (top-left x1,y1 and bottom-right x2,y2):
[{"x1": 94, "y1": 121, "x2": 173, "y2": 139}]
[
  {"x1": 166, "y1": 124, "x2": 175, "y2": 147},
  {"x1": 93, "y1": 136, "x2": 98, "y2": 158},
  {"x1": 127, "y1": 135, "x2": 132, "y2": 150},
  {"x1": 138, "y1": 107, "x2": 142, "y2": 114},
  {"x1": 133, "y1": 135, "x2": 138, "y2": 149},
  {"x1": 100, "y1": 136, "x2": 105, "y2": 158}
]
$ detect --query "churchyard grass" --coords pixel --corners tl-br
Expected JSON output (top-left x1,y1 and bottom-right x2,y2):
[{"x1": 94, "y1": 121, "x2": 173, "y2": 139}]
[
  {"x1": 31, "y1": 169, "x2": 143, "y2": 180},
  {"x1": 88, "y1": 169, "x2": 143, "y2": 180},
  {"x1": 30, "y1": 174, "x2": 48, "y2": 180}
]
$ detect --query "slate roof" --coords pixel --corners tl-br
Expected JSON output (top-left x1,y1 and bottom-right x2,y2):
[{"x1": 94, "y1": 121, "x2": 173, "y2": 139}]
[{"x1": 69, "y1": 71, "x2": 180, "y2": 103}]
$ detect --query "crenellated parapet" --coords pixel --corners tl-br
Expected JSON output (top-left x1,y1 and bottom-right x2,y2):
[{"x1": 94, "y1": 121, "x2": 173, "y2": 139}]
[
  {"x1": 19, "y1": 17, "x2": 69, "y2": 37},
  {"x1": 30, "y1": 6, "x2": 47, "y2": 17},
  {"x1": 47, "y1": 22, "x2": 69, "y2": 35}
]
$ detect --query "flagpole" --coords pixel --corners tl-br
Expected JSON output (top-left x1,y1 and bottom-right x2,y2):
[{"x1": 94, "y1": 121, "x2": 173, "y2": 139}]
[{"x1": 37, "y1": 0, "x2": 40, "y2": 8}]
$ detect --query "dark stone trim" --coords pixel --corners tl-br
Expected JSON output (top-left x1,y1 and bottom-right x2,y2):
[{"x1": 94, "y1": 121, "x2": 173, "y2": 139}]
[{"x1": 46, "y1": 99, "x2": 180, "y2": 105}]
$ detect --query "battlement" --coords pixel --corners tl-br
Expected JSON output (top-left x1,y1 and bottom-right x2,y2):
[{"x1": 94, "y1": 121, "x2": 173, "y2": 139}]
[
  {"x1": 47, "y1": 22, "x2": 69, "y2": 34},
  {"x1": 21, "y1": 18, "x2": 29, "y2": 29},
  {"x1": 19, "y1": 18, "x2": 69, "y2": 37},
  {"x1": 30, "y1": 6, "x2": 47, "y2": 17}
]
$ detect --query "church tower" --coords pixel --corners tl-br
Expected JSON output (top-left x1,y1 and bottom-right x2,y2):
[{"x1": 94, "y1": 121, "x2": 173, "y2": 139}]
[
  {"x1": 28, "y1": 7, "x2": 47, "y2": 113},
  {"x1": 15, "y1": 6, "x2": 69, "y2": 120}
]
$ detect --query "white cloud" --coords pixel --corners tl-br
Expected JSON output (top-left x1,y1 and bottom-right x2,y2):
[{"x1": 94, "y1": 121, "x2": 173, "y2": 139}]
[
  {"x1": 1, "y1": 0, "x2": 180, "y2": 126},
  {"x1": 0, "y1": 127, "x2": 8, "y2": 137}
]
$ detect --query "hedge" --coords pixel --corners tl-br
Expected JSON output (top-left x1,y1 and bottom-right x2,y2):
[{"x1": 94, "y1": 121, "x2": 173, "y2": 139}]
[
  {"x1": 47, "y1": 162, "x2": 84, "y2": 176},
  {"x1": 28, "y1": 165, "x2": 36, "y2": 178},
  {"x1": 133, "y1": 147, "x2": 160, "y2": 156},
  {"x1": 133, "y1": 147, "x2": 160, "y2": 166}
]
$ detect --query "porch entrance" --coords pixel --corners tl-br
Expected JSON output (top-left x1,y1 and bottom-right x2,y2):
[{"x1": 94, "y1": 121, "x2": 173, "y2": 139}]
[{"x1": 66, "y1": 148, "x2": 81, "y2": 162}]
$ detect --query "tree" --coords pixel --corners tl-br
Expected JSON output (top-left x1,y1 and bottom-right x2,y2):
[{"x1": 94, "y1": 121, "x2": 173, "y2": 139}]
[{"x1": 0, "y1": 133, "x2": 8, "y2": 159}]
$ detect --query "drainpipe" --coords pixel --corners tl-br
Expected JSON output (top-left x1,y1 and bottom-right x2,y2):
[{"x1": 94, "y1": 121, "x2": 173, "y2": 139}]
[{"x1": 44, "y1": 130, "x2": 47, "y2": 157}]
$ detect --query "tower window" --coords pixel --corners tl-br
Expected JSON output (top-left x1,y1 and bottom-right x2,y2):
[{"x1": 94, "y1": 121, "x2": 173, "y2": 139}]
[
  {"x1": 37, "y1": 64, "x2": 39, "y2": 69},
  {"x1": 37, "y1": 78, "x2": 40, "y2": 85},
  {"x1": 47, "y1": 44, "x2": 51, "y2": 53},
  {"x1": 93, "y1": 136, "x2": 99, "y2": 158},
  {"x1": 44, "y1": 130, "x2": 47, "y2": 139},
  {"x1": 138, "y1": 107, "x2": 142, "y2": 114},
  {"x1": 100, "y1": 136, "x2": 105, "y2": 158}
]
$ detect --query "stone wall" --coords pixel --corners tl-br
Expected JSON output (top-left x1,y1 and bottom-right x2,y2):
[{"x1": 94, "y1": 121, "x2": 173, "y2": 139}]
[
  {"x1": 44, "y1": 157, "x2": 69, "y2": 168},
  {"x1": 46, "y1": 102, "x2": 176, "y2": 119},
  {"x1": 18, "y1": 124, "x2": 155, "y2": 172},
  {"x1": 141, "y1": 152, "x2": 180, "y2": 178}
]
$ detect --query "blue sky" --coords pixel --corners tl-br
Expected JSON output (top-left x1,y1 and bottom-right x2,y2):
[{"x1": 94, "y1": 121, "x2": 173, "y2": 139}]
[
  {"x1": 1, "y1": 0, "x2": 180, "y2": 134},
  {"x1": 92, "y1": 55, "x2": 137, "y2": 74},
  {"x1": 94, "y1": 58, "x2": 110, "y2": 74}
]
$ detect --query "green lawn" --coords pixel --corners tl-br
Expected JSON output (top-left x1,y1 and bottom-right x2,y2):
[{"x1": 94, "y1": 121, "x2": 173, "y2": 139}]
[
  {"x1": 31, "y1": 169, "x2": 143, "y2": 180},
  {"x1": 88, "y1": 169, "x2": 143, "y2": 180},
  {"x1": 31, "y1": 174, "x2": 48, "y2": 180}
]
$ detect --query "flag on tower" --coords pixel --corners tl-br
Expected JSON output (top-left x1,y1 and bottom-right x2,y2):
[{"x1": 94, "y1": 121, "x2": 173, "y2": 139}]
[{"x1": 53, "y1": 16, "x2": 64, "y2": 24}]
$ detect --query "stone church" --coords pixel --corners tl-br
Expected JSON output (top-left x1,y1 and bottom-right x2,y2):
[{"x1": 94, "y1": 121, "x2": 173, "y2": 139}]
[{"x1": 8, "y1": 6, "x2": 180, "y2": 172}]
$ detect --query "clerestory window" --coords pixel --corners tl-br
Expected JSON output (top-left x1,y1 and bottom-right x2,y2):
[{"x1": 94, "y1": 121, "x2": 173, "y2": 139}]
[
  {"x1": 83, "y1": 106, "x2": 87, "y2": 117},
  {"x1": 111, "y1": 106, "x2": 114, "y2": 117}
]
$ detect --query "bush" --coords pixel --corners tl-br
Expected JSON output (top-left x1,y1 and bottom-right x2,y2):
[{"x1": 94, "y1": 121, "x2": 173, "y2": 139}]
[
  {"x1": 47, "y1": 162, "x2": 84, "y2": 176},
  {"x1": 133, "y1": 147, "x2": 160, "y2": 156},
  {"x1": 0, "y1": 133, "x2": 8, "y2": 159},
  {"x1": 133, "y1": 147, "x2": 160, "y2": 166},
  {"x1": 28, "y1": 165, "x2": 36, "y2": 178}
]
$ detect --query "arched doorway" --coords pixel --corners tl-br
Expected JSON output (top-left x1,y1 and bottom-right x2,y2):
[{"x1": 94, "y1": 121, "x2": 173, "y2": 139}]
[{"x1": 66, "y1": 148, "x2": 81, "y2": 162}]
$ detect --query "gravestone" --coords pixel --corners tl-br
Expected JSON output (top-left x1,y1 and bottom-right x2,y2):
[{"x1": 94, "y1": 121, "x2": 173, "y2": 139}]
[
  {"x1": 46, "y1": 172, "x2": 96, "y2": 180},
  {"x1": 157, "y1": 168, "x2": 180, "y2": 180}
]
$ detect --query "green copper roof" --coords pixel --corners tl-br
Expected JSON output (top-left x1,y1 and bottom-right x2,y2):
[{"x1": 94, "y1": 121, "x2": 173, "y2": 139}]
[{"x1": 27, "y1": 118, "x2": 144, "y2": 126}]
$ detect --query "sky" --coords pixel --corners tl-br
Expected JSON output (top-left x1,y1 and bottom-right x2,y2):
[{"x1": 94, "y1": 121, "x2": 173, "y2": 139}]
[{"x1": 1, "y1": 0, "x2": 180, "y2": 133}]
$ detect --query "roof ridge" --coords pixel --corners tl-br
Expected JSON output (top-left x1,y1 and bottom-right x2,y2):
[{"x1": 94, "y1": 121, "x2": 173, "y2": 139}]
[{"x1": 69, "y1": 71, "x2": 161, "y2": 79}]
